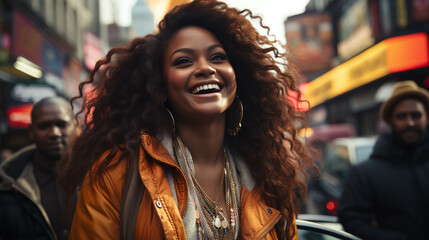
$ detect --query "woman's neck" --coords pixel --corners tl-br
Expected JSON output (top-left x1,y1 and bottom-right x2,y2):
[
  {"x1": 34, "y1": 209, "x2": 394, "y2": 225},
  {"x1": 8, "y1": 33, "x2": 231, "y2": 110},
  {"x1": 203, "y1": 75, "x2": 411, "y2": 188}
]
[{"x1": 176, "y1": 119, "x2": 225, "y2": 165}]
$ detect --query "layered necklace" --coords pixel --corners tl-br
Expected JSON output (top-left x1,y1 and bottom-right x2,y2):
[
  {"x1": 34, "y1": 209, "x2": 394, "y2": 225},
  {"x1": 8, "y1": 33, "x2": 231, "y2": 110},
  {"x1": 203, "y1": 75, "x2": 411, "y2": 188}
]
[{"x1": 173, "y1": 135, "x2": 239, "y2": 240}]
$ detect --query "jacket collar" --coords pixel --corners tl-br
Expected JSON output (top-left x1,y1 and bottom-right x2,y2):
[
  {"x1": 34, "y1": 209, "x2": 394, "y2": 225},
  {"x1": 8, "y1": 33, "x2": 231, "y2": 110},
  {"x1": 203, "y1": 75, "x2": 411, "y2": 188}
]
[
  {"x1": 0, "y1": 145, "x2": 36, "y2": 190},
  {"x1": 0, "y1": 144, "x2": 54, "y2": 233},
  {"x1": 141, "y1": 133, "x2": 282, "y2": 239},
  {"x1": 240, "y1": 187, "x2": 282, "y2": 239},
  {"x1": 141, "y1": 133, "x2": 189, "y2": 217},
  {"x1": 371, "y1": 130, "x2": 429, "y2": 163}
]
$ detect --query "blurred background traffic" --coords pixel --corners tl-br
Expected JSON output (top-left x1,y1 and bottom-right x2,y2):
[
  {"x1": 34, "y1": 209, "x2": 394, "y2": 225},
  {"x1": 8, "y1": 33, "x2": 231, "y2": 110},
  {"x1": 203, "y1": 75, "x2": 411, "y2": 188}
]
[{"x1": 0, "y1": 0, "x2": 429, "y2": 220}]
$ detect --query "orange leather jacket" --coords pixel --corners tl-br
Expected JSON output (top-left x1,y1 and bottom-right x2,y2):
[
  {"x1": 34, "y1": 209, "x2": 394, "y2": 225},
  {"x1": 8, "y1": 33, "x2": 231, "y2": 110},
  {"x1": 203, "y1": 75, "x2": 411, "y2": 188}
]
[{"x1": 69, "y1": 134, "x2": 297, "y2": 240}]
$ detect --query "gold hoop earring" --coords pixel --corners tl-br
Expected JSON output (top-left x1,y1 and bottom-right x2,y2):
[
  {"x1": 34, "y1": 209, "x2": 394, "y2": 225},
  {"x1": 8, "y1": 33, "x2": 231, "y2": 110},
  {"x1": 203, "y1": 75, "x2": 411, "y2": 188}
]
[{"x1": 226, "y1": 96, "x2": 243, "y2": 136}]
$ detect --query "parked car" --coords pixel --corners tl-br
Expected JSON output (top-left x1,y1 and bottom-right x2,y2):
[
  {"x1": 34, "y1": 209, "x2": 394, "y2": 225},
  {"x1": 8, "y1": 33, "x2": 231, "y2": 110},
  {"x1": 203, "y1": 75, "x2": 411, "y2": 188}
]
[
  {"x1": 298, "y1": 214, "x2": 343, "y2": 231},
  {"x1": 306, "y1": 137, "x2": 377, "y2": 216},
  {"x1": 297, "y1": 215, "x2": 362, "y2": 240}
]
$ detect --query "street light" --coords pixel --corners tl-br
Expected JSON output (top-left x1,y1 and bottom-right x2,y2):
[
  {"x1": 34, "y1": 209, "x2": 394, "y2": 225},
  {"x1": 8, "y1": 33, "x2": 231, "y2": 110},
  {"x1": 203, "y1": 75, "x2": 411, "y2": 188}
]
[{"x1": 13, "y1": 56, "x2": 43, "y2": 78}]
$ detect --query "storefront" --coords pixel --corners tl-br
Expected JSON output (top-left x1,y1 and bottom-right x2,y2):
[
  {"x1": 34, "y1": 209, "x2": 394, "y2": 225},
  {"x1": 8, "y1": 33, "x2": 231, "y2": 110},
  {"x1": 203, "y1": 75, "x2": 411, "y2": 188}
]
[
  {"x1": 303, "y1": 32, "x2": 429, "y2": 136},
  {"x1": 0, "y1": 5, "x2": 83, "y2": 151}
]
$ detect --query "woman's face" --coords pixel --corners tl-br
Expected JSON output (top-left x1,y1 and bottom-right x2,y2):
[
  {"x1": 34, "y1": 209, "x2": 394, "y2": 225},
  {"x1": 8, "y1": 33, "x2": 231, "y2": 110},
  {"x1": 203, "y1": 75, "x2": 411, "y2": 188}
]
[{"x1": 164, "y1": 26, "x2": 236, "y2": 124}]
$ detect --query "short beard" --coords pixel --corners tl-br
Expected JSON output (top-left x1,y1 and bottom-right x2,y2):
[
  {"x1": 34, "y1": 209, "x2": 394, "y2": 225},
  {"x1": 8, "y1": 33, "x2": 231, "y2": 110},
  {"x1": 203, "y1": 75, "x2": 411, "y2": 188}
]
[
  {"x1": 392, "y1": 126, "x2": 423, "y2": 147},
  {"x1": 41, "y1": 151, "x2": 63, "y2": 163}
]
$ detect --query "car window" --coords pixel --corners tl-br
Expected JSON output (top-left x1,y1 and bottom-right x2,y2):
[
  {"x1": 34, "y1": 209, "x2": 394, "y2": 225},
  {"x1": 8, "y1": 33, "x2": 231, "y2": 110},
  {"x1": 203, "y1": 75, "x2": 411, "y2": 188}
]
[
  {"x1": 355, "y1": 145, "x2": 373, "y2": 164},
  {"x1": 322, "y1": 145, "x2": 351, "y2": 181}
]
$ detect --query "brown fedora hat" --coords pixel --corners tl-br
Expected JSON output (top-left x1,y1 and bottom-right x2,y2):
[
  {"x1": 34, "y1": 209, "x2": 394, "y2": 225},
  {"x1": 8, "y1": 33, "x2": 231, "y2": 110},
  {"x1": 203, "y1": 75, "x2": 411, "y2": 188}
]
[{"x1": 380, "y1": 80, "x2": 429, "y2": 122}]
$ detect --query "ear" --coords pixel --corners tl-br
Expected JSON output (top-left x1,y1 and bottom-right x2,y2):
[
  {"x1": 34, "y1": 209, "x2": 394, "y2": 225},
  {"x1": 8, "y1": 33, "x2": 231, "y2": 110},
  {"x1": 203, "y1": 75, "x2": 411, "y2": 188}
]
[
  {"x1": 74, "y1": 122, "x2": 81, "y2": 136},
  {"x1": 27, "y1": 124, "x2": 35, "y2": 142}
]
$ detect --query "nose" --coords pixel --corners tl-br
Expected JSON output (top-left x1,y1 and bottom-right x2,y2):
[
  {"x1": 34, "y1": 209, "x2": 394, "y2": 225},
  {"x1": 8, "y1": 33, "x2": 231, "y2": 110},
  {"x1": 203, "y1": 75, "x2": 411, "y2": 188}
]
[
  {"x1": 48, "y1": 126, "x2": 62, "y2": 137},
  {"x1": 406, "y1": 115, "x2": 415, "y2": 126},
  {"x1": 194, "y1": 59, "x2": 216, "y2": 77}
]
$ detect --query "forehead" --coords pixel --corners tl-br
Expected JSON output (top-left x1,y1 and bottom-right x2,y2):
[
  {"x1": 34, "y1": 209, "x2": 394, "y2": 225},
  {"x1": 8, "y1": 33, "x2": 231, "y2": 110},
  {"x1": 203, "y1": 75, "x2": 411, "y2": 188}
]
[
  {"x1": 32, "y1": 103, "x2": 72, "y2": 123},
  {"x1": 166, "y1": 26, "x2": 220, "y2": 53},
  {"x1": 392, "y1": 98, "x2": 426, "y2": 114}
]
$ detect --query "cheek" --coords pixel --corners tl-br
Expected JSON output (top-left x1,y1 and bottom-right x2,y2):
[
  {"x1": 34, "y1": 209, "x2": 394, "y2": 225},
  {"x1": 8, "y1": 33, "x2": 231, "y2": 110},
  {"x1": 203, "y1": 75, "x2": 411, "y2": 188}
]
[
  {"x1": 165, "y1": 74, "x2": 178, "y2": 99},
  {"x1": 32, "y1": 132, "x2": 45, "y2": 142},
  {"x1": 166, "y1": 69, "x2": 187, "y2": 91},
  {"x1": 393, "y1": 120, "x2": 405, "y2": 130},
  {"x1": 222, "y1": 67, "x2": 236, "y2": 88},
  {"x1": 421, "y1": 115, "x2": 428, "y2": 126}
]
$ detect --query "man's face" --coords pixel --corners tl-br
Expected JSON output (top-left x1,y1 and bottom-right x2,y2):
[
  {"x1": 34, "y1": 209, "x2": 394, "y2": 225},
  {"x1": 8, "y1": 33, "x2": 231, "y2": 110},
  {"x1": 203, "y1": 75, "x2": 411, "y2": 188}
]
[
  {"x1": 390, "y1": 98, "x2": 428, "y2": 145},
  {"x1": 28, "y1": 103, "x2": 76, "y2": 161}
]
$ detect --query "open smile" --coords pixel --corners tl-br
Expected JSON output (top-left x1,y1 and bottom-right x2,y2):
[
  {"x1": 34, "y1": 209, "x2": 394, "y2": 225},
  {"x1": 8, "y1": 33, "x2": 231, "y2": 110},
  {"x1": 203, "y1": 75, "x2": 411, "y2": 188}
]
[{"x1": 189, "y1": 83, "x2": 223, "y2": 95}]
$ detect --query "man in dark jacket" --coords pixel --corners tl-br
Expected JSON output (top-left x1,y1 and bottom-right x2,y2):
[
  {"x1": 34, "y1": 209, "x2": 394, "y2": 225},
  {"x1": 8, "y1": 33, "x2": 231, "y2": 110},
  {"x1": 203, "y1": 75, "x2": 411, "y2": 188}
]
[
  {"x1": 0, "y1": 96, "x2": 77, "y2": 240},
  {"x1": 338, "y1": 80, "x2": 429, "y2": 240}
]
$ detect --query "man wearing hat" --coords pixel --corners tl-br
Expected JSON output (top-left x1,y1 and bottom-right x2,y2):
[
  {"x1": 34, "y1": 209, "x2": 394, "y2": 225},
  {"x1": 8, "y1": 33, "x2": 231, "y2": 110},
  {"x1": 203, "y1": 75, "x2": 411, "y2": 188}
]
[{"x1": 338, "y1": 80, "x2": 429, "y2": 240}]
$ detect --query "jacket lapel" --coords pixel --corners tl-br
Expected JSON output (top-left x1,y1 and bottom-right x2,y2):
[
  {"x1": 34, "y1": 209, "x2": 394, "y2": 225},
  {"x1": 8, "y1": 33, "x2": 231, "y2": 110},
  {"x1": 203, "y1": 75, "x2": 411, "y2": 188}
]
[
  {"x1": 240, "y1": 187, "x2": 281, "y2": 240},
  {"x1": 140, "y1": 134, "x2": 188, "y2": 239}
]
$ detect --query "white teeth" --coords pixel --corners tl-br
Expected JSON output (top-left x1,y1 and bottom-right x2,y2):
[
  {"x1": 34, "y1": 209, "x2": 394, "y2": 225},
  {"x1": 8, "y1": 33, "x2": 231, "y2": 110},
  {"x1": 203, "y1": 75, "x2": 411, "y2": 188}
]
[{"x1": 191, "y1": 84, "x2": 221, "y2": 94}]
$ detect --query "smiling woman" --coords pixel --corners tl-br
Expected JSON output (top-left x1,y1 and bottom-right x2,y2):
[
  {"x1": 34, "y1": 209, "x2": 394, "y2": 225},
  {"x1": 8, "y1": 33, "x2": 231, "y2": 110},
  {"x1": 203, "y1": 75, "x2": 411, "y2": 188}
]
[
  {"x1": 60, "y1": 1, "x2": 317, "y2": 239},
  {"x1": 164, "y1": 26, "x2": 236, "y2": 123}
]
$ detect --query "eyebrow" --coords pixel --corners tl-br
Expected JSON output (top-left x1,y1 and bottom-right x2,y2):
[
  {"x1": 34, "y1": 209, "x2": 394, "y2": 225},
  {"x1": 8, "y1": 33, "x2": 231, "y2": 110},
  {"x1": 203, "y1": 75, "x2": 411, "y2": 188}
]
[
  {"x1": 169, "y1": 44, "x2": 224, "y2": 60},
  {"x1": 208, "y1": 44, "x2": 223, "y2": 51}
]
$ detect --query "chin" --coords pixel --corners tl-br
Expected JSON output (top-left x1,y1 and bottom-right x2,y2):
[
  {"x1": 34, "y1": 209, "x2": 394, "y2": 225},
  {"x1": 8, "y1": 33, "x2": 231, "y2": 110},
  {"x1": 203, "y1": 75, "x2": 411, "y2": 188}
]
[
  {"x1": 401, "y1": 138, "x2": 420, "y2": 146},
  {"x1": 46, "y1": 152, "x2": 63, "y2": 162}
]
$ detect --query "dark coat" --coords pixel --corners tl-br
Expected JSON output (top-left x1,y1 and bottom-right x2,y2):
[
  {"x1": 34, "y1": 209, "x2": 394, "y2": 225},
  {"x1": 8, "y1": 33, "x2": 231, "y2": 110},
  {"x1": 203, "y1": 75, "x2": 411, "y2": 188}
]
[
  {"x1": 0, "y1": 145, "x2": 62, "y2": 240},
  {"x1": 338, "y1": 132, "x2": 429, "y2": 240}
]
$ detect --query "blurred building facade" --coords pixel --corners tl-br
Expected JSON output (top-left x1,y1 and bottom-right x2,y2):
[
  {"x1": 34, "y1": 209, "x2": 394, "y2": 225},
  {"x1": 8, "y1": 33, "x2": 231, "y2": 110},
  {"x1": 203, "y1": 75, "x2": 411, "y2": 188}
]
[
  {"x1": 0, "y1": 0, "x2": 192, "y2": 152},
  {"x1": 286, "y1": 0, "x2": 429, "y2": 136},
  {"x1": 107, "y1": 0, "x2": 191, "y2": 48},
  {"x1": 0, "y1": 0, "x2": 105, "y2": 150},
  {"x1": 131, "y1": 0, "x2": 154, "y2": 37}
]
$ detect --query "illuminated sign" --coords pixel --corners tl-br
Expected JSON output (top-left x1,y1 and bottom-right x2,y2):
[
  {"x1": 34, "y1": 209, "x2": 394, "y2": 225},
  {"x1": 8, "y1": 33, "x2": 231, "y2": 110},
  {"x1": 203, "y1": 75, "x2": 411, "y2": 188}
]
[
  {"x1": 7, "y1": 104, "x2": 33, "y2": 128},
  {"x1": 13, "y1": 11, "x2": 43, "y2": 66},
  {"x1": 13, "y1": 11, "x2": 64, "y2": 77},
  {"x1": 303, "y1": 33, "x2": 429, "y2": 107},
  {"x1": 287, "y1": 88, "x2": 310, "y2": 112}
]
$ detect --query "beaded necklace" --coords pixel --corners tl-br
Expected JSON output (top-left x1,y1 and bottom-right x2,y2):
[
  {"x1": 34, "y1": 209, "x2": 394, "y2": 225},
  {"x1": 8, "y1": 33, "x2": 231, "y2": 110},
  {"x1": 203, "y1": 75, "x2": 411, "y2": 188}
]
[
  {"x1": 173, "y1": 135, "x2": 239, "y2": 240},
  {"x1": 193, "y1": 149, "x2": 237, "y2": 240}
]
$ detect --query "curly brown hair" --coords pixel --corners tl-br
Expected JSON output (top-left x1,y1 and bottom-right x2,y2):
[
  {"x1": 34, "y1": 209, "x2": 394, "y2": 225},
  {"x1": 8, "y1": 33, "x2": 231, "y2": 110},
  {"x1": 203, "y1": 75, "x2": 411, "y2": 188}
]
[{"x1": 61, "y1": 0, "x2": 316, "y2": 238}]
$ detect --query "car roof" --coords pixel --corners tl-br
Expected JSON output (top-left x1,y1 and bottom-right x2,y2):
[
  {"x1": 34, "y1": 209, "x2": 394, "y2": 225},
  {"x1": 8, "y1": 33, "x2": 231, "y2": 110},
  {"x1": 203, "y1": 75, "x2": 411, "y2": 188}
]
[
  {"x1": 331, "y1": 136, "x2": 377, "y2": 147},
  {"x1": 296, "y1": 219, "x2": 362, "y2": 240}
]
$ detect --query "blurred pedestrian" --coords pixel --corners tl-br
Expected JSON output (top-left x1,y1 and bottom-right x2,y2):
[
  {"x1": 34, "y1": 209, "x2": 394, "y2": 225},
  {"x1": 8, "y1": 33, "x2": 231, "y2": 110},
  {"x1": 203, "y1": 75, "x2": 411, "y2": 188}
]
[
  {"x1": 0, "y1": 96, "x2": 77, "y2": 240},
  {"x1": 338, "y1": 80, "x2": 429, "y2": 240},
  {"x1": 60, "y1": 0, "x2": 315, "y2": 239},
  {"x1": 0, "y1": 147, "x2": 12, "y2": 163}
]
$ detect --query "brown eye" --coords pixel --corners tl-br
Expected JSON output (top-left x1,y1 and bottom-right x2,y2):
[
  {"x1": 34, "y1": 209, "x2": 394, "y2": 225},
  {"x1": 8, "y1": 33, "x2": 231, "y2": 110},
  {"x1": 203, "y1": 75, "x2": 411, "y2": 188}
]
[
  {"x1": 56, "y1": 121, "x2": 68, "y2": 128},
  {"x1": 210, "y1": 53, "x2": 227, "y2": 62},
  {"x1": 411, "y1": 112, "x2": 422, "y2": 119},
  {"x1": 173, "y1": 57, "x2": 192, "y2": 66},
  {"x1": 36, "y1": 123, "x2": 51, "y2": 130},
  {"x1": 395, "y1": 113, "x2": 407, "y2": 120}
]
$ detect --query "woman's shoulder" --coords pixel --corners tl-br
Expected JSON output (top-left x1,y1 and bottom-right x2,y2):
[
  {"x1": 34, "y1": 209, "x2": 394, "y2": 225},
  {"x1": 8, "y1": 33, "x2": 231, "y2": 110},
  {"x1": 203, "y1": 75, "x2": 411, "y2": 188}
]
[
  {"x1": 92, "y1": 149, "x2": 128, "y2": 176},
  {"x1": 82, "y1": 149, "x2": 130, "y2": 196}
]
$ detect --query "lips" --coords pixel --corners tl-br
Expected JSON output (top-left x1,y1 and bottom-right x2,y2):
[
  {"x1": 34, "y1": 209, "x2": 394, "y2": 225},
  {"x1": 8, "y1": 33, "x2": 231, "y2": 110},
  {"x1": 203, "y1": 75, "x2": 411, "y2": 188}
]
[
  {"x1": 47, "y1": 142, "x2": 64, "y2": 150},
  {"x1": 403, "y1": 130, "x2": 419, "y2": 137},
  {"x1": 189, "y1": 83, "x2": 223, "y2": 94},
  {"x1": 400, "y1": 128, "x2": 422, "y2": 142}
]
